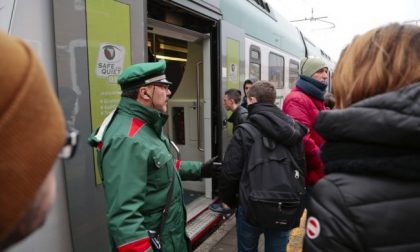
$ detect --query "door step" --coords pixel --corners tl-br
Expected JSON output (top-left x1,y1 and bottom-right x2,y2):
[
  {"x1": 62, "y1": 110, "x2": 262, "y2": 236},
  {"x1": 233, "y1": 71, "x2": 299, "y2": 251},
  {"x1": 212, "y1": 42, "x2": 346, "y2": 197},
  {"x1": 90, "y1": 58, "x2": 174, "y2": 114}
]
[{"x1": 186, "y1": 197, "x2": 223, "y2": 244}]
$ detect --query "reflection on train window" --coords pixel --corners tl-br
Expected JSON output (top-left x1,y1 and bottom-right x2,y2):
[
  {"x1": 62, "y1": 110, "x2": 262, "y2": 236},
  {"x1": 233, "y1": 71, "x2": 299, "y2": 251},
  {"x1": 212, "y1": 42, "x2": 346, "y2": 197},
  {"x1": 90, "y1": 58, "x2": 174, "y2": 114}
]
[
  {"x1": 269, "y1": 52, "x2": 284, "y2": 89},
  {"x1": 249, "y1": 45, "x2": 261, "y2": 81},
  {"x1": 289, "y1": 59, "x2": 299, "y2": 88},
  {"x1": 148, "y1": 33, "x2": 187, "y2": 95}
]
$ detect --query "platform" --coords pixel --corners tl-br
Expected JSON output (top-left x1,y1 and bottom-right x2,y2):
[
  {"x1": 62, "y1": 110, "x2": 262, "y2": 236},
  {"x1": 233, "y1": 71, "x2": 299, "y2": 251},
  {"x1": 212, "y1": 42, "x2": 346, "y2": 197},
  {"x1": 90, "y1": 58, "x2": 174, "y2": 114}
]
[{"x1": 195, "y1": 211, "x2": 307, "y2": 252}]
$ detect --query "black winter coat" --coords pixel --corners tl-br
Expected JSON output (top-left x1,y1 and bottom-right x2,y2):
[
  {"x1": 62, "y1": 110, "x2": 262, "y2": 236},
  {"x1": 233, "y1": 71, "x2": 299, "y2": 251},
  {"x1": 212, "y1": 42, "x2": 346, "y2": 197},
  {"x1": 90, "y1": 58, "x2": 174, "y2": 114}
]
[
  {"x1": 227, "y1": 105, "x2": 248, "y2": 130},
  {"x1": 219, "y1": 102, "x2": 307, "y2": 209},
  {"x1": 304, "y1": 83, "x2": 420, "y2": 252}
]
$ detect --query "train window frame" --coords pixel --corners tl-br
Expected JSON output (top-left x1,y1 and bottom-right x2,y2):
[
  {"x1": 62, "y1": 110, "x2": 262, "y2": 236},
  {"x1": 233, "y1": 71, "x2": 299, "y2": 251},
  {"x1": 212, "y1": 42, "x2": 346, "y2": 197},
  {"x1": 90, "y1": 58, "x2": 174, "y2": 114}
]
[
  {"x1": 268, "y1": 52, "x2": 285, "y2": 89},
  {"x1": 289, "y1": 59, "x2": 299, "y2": 89},
  {"x1": 249, "y1": 45, "x2": 261, "y2": 81}
]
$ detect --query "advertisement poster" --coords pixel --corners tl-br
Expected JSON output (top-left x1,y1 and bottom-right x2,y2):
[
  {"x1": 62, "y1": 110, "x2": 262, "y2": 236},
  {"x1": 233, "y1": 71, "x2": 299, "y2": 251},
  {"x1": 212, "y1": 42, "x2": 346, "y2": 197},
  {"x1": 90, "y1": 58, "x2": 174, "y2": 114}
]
[
  {"x1": 226, "y1": 38, "x2": 240, "y2": 135},
  {"x1": 86, "y1": 0, "x2": 131, "y2": 184}
]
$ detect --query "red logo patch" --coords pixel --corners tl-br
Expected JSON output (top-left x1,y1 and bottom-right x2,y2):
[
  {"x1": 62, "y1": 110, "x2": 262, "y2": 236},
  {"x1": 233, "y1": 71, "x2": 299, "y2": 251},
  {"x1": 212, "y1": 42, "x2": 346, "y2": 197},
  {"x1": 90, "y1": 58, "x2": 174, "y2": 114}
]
[{"x1": 306, "y1": 216, "x2": 321, "y2": 239}]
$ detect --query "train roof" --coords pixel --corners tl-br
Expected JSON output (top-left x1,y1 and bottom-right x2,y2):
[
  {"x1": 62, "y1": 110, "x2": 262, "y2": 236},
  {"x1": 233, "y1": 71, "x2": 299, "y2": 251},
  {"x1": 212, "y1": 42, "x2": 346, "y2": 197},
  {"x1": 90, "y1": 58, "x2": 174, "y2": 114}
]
[{"x1": 219, "y1": 0, "x2": 306, "y2": 58}]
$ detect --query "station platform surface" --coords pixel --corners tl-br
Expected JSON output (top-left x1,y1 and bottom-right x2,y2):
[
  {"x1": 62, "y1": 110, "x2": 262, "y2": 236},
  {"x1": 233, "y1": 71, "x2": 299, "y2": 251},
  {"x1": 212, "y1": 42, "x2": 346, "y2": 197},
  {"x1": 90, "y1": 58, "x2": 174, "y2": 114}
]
[{"x1": 195, "y1": 211, "x2": 306, "y2": 252}]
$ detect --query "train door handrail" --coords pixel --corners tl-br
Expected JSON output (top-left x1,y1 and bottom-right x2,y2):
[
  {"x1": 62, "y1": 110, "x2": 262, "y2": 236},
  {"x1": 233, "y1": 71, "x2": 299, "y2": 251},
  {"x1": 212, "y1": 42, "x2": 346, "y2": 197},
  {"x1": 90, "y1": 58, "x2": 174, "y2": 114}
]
[{"x1": 196, "y1": 61, "x2": 204, "y2": 152}]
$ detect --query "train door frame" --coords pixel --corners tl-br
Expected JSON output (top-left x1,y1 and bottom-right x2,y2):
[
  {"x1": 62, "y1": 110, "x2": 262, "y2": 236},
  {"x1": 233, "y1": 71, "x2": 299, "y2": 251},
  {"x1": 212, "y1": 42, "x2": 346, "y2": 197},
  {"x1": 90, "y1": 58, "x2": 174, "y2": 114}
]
[
  {"x1": 219, "y1": 19, "x2": 246, "y2": 155},
  {"x1": 146, "y1": 0, "x2": 222, "y2": 202},
  {"x1": 147, "y1": 19, "x2": 214, "y2": 199}
]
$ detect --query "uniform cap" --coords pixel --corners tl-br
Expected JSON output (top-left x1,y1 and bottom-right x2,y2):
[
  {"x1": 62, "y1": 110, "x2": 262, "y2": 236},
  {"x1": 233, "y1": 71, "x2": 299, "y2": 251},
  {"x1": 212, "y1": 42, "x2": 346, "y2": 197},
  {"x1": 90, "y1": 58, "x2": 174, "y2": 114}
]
[
  {"x1": 0, "y1": 31, "x2": 66, "y2": 241},
  {"x1": 118, "y1": 60, "x2": 172, "y2": 91},
  {"x1": 300, "y1": 57, "x2": 328, "y2": 78}
]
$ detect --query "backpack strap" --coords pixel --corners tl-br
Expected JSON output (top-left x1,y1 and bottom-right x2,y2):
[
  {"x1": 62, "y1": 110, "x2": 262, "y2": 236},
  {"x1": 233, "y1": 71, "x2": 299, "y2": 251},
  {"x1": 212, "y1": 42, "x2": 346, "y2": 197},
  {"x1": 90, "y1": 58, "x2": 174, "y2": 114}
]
[
  {"x1": 237, "y1": 122, "x2": 261, "y2": 141},
  {"x1": 238, "y1": 122, "x2": 277, "y2": 150}
]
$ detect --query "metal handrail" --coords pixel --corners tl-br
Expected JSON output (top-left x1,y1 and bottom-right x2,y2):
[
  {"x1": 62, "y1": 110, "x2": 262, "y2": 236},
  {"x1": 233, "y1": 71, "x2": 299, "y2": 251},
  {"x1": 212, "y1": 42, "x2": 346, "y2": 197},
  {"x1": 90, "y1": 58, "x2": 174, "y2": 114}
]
[{"x1": 196, "y1": 61, "x2": 204, "y2": 152}]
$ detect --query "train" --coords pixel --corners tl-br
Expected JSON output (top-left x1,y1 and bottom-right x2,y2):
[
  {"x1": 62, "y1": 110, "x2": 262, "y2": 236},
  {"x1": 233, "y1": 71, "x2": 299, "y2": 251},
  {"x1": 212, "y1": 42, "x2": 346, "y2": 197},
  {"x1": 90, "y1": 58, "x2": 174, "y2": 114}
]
[{"x1": 2, "y1": 0, "x2": 334, "y2": 251}]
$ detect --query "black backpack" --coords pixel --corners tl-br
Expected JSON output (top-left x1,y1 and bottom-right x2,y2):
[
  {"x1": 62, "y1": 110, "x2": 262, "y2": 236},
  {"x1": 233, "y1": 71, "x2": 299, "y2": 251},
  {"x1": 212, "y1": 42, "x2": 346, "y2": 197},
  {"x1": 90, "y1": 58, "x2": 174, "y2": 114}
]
[{"x1": 238, "y1": 122, "x2": 306, "y2": 230}]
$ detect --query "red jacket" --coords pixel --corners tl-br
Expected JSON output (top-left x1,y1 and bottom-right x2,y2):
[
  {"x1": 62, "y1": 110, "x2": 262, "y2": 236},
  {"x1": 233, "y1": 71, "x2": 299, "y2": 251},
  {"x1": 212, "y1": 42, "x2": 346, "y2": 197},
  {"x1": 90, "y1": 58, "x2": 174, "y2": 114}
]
[{"x1": 283, "y1": 87, "x2": 326, "y2": 186}]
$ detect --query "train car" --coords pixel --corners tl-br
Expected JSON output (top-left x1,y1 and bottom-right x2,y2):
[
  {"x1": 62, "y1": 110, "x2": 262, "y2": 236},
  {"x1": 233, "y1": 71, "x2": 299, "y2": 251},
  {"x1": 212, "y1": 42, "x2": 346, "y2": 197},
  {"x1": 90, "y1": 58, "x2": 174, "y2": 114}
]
[{"x1": 1, "y1": 0, "x2": 334, "y2": 251}]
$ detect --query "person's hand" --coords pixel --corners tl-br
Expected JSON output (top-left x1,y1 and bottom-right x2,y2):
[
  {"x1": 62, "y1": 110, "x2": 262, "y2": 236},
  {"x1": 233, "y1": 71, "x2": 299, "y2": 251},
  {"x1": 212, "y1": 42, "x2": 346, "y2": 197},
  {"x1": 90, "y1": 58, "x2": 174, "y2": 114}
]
[{"x1": 200, "y1": 156, "x2": 222, "y2": 178}]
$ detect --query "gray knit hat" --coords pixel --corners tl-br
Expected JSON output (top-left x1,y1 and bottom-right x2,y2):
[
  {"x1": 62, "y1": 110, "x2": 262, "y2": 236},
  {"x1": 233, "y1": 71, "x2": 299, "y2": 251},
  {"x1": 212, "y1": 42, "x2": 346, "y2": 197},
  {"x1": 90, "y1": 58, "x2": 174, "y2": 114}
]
[{"x1": 300, "y1": 57, "x2": 328, "y2": 77}]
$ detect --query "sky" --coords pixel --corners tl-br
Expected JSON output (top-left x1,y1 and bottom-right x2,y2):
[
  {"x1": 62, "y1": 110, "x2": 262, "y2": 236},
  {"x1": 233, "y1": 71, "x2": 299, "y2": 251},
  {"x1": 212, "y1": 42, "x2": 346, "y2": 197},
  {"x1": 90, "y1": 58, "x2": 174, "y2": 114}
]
[{"x1": 266, "y1": 0, "x2": 420, "y2": 61}]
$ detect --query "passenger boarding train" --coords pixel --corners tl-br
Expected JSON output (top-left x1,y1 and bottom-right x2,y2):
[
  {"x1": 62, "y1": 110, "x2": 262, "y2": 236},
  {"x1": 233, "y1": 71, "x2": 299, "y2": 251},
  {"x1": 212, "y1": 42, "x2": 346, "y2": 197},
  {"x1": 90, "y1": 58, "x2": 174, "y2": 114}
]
[{"x1": 1, "y1": 0, "x2": 334, "y2": 251}]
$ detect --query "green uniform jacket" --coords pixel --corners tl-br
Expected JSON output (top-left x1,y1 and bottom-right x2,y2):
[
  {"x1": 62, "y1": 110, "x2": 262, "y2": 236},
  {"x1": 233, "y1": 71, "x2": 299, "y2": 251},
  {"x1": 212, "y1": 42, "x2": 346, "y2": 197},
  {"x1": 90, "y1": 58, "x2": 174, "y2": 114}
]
[{"x1": 92, "y1": 97, "x2": 202, "y2": 252}]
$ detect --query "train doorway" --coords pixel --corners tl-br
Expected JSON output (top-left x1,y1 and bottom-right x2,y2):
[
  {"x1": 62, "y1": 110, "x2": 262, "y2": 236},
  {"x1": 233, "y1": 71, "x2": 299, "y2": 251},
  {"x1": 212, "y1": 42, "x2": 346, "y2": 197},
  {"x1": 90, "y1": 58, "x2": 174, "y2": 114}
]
[
  {"x1": 147, "y1": 18, "x2": 214, "y2": 211},
  {"x1": 146, "y1": 0, "x2": 222, "y2": 244}
]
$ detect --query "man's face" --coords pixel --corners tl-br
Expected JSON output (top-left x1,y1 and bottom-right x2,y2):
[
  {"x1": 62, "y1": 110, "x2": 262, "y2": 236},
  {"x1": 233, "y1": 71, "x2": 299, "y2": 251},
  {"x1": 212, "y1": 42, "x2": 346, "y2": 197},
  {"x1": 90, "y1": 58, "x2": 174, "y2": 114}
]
[
  {"x1": 311, "y1": 67, "x2": 329, "y2": 84},
  {"x1": 145, "y1": 84, "x2": 172, "y2": 113},
  {"x1": 223, "y1": 95, "x2": 234, "y2": 111}
]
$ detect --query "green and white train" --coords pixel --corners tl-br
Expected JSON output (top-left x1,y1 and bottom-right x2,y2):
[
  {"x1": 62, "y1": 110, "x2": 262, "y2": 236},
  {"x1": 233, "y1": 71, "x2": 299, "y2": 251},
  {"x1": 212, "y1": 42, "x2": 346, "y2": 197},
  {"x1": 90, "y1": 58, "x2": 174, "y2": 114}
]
[{"x1": 2, "y1": 0, "x2": 334, "y2": 251}]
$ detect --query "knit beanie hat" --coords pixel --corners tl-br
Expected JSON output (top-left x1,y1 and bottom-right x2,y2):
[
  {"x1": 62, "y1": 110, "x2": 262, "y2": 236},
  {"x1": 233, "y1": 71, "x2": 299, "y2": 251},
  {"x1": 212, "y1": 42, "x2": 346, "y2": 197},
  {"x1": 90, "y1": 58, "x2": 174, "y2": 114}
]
[
  {"x1": 0, "y1": 31, "x2": 66, "y2": 241},
  {"x1": 300, "y1": 57, "x2": 328, "y2": 77}
]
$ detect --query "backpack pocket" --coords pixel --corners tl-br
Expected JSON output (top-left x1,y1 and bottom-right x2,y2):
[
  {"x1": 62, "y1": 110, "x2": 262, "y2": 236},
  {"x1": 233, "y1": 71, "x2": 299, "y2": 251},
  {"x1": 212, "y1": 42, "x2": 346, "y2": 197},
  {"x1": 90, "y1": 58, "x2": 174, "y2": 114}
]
[{"x1": 246, "y1": 191, "x2": 304, "y2": 230}]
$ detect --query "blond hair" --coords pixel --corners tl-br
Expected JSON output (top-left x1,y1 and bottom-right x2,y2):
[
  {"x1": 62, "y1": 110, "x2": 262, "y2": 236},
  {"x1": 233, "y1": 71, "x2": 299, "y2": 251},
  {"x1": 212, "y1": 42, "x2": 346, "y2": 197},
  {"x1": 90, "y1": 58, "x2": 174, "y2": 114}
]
[{"x1": 333, "y1": 23, "x2": 420, "y2": 108}]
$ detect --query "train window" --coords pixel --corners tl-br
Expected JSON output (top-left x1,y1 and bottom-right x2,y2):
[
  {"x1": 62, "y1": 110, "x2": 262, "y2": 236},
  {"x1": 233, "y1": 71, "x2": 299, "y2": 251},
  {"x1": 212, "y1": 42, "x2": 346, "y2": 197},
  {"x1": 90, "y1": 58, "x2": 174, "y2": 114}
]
[
  {"x1": 289, "y1": 59, "x2": 299, "y2": 88},
  {"x1": 249, "y1": 45, "x2": 261, "y2": 81},
  {"x1": 269, "y1": 52, "x2": 284, "y2": 89}
]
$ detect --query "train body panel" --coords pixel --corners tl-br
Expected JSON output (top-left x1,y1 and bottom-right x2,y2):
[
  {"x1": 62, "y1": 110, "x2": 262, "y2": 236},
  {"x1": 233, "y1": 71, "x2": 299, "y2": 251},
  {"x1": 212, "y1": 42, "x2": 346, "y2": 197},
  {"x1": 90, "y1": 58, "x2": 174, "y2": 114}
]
[
  {"x1": 220, "y1": 0, "x2": 306, "y2": 58},
  {"x1": 244, "y1": 36, "x2": 301, "y2": 107},
  {"x1": 2, "y1": 0, "x2": 334, "y2": 251}
]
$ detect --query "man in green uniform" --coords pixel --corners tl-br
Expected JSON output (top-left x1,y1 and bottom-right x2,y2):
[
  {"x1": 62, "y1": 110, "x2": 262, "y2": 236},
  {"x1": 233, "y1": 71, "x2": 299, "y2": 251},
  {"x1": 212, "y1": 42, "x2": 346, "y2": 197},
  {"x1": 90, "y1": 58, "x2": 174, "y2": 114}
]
[{"x1": 88, "y1": 60, "x2": 218, "y2": 252}]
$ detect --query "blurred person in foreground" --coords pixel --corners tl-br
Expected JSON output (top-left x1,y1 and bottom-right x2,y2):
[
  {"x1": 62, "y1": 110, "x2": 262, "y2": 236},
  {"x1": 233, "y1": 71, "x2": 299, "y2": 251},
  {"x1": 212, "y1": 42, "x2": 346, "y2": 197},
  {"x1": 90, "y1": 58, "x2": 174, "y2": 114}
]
[
  {"x1": 304, "y1": 23, "x2": 420, "y2": 251},
  {"x1": 0, "y1": 31, "x2": 67, "y2": 250},
  {"x1": 88, "y1": 60, "x2": 219, "y2": 252},
  {"x1": 283, "y1": 57, "x2": 329, "y2": 202}
]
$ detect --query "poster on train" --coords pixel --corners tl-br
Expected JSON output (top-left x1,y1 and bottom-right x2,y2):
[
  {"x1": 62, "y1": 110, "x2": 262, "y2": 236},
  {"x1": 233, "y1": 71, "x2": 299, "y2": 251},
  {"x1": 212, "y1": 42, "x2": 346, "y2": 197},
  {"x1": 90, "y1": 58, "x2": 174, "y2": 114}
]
[
  {"x1": 86, "y1": 0, "x2": 131, "y2": 184},
  {"x1": 226, "y1": 38, "x2": 240, "y2": 135}
]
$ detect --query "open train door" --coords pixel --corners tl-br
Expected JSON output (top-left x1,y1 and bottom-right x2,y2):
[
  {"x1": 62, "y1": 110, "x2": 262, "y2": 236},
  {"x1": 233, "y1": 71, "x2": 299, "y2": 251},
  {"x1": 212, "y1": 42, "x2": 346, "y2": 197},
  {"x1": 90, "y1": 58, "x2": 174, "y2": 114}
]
[{"x1": 146, "y1": 0, "x2": 223, "y2": 246}]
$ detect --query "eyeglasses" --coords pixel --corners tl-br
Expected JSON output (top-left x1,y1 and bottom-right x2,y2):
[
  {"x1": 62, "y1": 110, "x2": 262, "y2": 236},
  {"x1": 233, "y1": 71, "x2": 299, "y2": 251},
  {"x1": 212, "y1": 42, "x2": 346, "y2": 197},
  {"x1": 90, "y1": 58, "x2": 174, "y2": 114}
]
[
  {"x1": 153, "y1": 84, "x2": 170, "y2": 91},
  {"x1": 59, "y1": 128, "x2": 79, "y2": 159}
]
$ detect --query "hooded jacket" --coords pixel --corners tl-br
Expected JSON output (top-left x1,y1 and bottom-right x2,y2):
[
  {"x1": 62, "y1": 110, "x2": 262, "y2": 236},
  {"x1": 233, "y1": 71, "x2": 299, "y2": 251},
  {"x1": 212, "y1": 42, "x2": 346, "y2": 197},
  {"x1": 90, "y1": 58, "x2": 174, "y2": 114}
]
[
  {"x1": 283, "y1": 76, "x2": 327, "y2": 186},
  {"x1": 304, "y1": 83, "x2": 420, "y2": 252},
  {"x1": 219, "y1": 102, "x2": 307, "y2": 209},
  {"x1": 227, "y1": 105, "x2": 248, "y2": 130}
]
